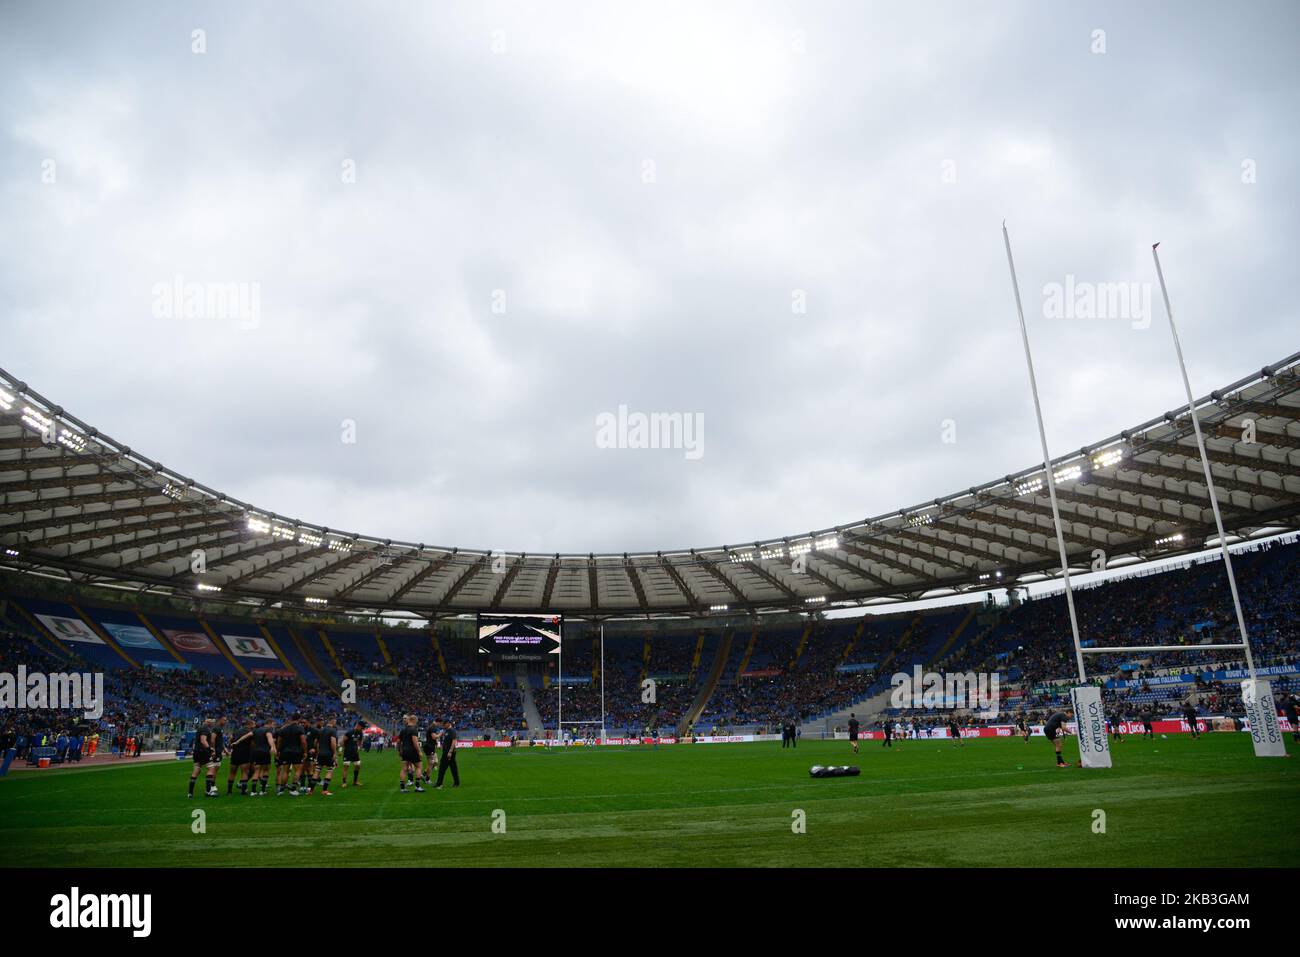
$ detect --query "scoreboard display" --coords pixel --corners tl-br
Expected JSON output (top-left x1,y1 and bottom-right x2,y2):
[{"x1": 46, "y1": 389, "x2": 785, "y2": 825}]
[{"x1": 477, "y1": 613, "x2": 562, "y2": 661}]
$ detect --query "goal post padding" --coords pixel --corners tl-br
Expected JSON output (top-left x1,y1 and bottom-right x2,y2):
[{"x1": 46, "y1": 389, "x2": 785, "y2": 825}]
[
  {"x1": 1070, "y1": 685, "x2": 1112, "y2": 769},
  {"x1": 1241, "y1": 678, "x2": 1286, "y2": 757}
]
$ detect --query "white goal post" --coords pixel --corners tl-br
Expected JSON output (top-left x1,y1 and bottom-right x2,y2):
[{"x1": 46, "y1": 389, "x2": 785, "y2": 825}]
[
  {"x1": 557, "y1": 622, "x2": 606, "y2": 742},
  {"x1": 1001, "y1": 229, "x2": 1282, "y2": 762}
]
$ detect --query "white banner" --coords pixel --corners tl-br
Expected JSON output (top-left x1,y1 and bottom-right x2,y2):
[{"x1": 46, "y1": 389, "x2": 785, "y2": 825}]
[
  {"x1": 221, "y1": 634, "x2": 278, "y2": 659},
  {"x1": 1241, "y1": 678, "x2": 1287, "y2": 757},
  {"x1": 1070, "y1": 685, "x2": 1113, "y2": 769},
  {"x1": 35, "y1": 614, "x2": 104, "y2": 644}
]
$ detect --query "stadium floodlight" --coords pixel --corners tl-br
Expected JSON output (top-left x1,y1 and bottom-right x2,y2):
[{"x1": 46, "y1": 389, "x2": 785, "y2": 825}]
[
  {"x1": 247, "y1": 516, "x2": 271, "y2": 534},
  {"x1": 297, "y1": 530, "x2": 323, "y2": 546},
  {"x1": 758, "y1": 545, "x2": 784, "y2": 560},
  {"x1": 56, "y1": 428, "x2": 86, "y2": 452},
  {"x1": 709, "y1": 603, "x2": 729, "y2": 612},
  {"x1": 1014, "y1": 476, "x2": 1044, "y2": 496},
  {"x1": 1052, "y1": 464, "x2": 1082, "y2": 484},
  {"x1": 162, "y1": 483, "x2": 186, "y2": 500},
  {"x1": 327, "y1": 539, "x2": 353, "y2": 552},
  {"x1": 4, "y1": 547, "x2": 18, "y2": 557},
  {"x1": 814, "y1": 534, "x2": 839, "y2": 550},
  {"x1": 1092, "y1": 447, "x2": 1125, "y2": 469},
  {"x1": 1154, "y1": 532, "x2": 1184, "y2": 547},
  {"x1": 196, "y1": 582, "x2": 222, "y2": 593},
  {"x1": 271, "y1": 525, "x2": 296, "y2": 541},
  {"x1": 728, "y1": 550, "x2": 754, "y2": 564},
  {"x1": 304, "y1": 596, "x2": 327, "y2": 605},
  {"x1": 804, "y1": 596, "x2": 826, "y2": 605},
  {"x1": 905, "y1": 512, "x2": 934, "y2": 527},
  {"x1": 21, "y1": 406, "x2": 52, "y2": 434},
  {"x1": 0, "y1": 387, "x2": 12, "y2": 412},
  {"x1": 788, "y1": 541, "x2": 812, "y2": 557}
]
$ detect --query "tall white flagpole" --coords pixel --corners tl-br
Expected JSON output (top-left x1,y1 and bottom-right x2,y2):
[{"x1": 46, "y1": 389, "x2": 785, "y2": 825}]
[
  {"x1": 1002, "y1": 223, "x2": 1087, "y2": 683},
  {"x1": 1150, "y1": 243, "x2": 1257, "y2": 682}
]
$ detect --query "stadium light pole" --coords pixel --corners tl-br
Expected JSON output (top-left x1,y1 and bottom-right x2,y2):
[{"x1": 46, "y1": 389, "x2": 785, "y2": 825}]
[
  {"x1": 1001, "y1": 223, "x2": 1087, "y2": 684},
  {"x1": 1150, "y1": 244, "x2": 1257, "y2": 683}
]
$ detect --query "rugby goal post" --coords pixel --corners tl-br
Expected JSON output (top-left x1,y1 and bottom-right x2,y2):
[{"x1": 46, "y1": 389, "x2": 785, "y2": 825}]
[
  {"x1": 1002, "y1": 227, "x2": 1282, "y2": 763},
  {"x1": 1005, "y1": 224, "x2": 1112, "y2": 769},
  {"x1": 557, "y1": 623, "x2": 606, "y2": 745}
]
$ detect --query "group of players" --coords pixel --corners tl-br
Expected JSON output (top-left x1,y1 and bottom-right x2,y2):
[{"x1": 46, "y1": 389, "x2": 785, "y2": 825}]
[
  {"x1": 186, "y1": 712, "x2": 463, "y2": 798},
  {"x1": 186, "y1": 713, "x2": 368, "y2": 798}
]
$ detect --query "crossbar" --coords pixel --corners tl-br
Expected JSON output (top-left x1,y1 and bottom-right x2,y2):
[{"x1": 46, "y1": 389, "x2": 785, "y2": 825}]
[{"x1": 1080, "y1": 643, "x2": 1245, "y2": 654}]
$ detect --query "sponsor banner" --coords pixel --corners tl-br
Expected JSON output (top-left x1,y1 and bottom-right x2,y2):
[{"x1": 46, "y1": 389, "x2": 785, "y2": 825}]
[
  {"x1": 1070, "y1": 685, "x2": 1113, "y2": 768},
  {"x1": 35, "y1": 614, "x2": 104, "y2": 644},
  {"x1": 222, "y1": 634, "x2": 278, "y2": 659},
  {"x1": 647, "y1": 673, "x2": 689, "y2": 682},
  {"x1": 452, "y1": 675, "x2": 495, "y2": 684},
  {"x1": 354, "y1": 671, "x2": 396, "y2": 682},
  {"x1": 163, "y1": 629, "x2": 219, "y2": 655},
  {"x1": 1242, "y1": 678, "x2": 1287, "y2": 757},
  {"x1": 250, "y1": 668, "x2": 294, "y2": 679},
  {"x1": 100, "y1": 622, "x2": 163, "y2": 651},
  {"x1": 1106, "y1": 662, "x2": 1299, "y2": 690},
  {"x1": 143, "y1": 660, "x2": 191, "y2": 671},
  {"x1": 835, "y1": 662, "x2": 876, "y2": 673},
  {"x1": 740, "y1": 669, "x2": 781, "y2": 679}
]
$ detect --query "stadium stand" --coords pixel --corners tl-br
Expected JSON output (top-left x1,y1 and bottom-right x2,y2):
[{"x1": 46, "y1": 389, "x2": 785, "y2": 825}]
[{"x1": 3, "y1": 535, "x2": 1296, "y2": 753}]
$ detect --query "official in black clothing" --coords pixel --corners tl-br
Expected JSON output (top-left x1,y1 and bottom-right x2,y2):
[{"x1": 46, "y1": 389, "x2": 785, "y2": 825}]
[
  {"x1": 847, "y1": 714, "x2": 860, "y2": 754},
  {"x1": 435, "y1": 720, "x2": 460, "y2": 788}
]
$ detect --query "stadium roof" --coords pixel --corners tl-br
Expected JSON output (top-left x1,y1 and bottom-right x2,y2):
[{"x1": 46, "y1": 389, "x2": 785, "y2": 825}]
[{"x1": 1, "y1": 354, "x2": 1298, "y2": 621}]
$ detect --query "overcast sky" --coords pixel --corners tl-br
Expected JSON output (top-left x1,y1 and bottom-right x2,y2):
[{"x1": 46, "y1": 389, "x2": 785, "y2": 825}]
[{"x1": 1, "y1": 1, "x2": 1296, "y2": 556}]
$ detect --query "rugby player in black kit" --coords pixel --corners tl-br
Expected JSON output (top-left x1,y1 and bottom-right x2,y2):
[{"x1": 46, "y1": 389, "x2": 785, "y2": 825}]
[
  {"x1": 250, "y1": 718, "x2": 275, "y2": 795},
  {"x1": 398, "y1": 715, "x2": 424, "y2": 792},
  {"x1": 1043, "y1": 710, "x2": 1070, "y2": 767},
  {"x1": 276, "y1": 714, "x2": 308, "y2": 796},
  {"x1": 226, "y1": 717, "x2": 256, "y2": 795},
  {"x1": 340, "y1": 720, "x2": 364, "y2": 788},
  {"x1": 421, "y1": 718, "x2": 440, "y2": 783},
  {"x1": 313, "y1": 717, "x2": 338, "y2": 796},
  {"x1": 188, "y1": 719, "x2": 216, "y2": 798}
]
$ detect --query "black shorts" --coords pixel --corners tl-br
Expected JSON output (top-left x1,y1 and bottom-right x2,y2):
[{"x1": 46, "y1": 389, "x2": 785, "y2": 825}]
[
  {"x1": 422, "y1": 744, "x2": 437, "y2": 756},
  {"x1": 848, "y1": 732, "x2": 858, "y2": 741},
  {"x1": 317, "y1": 754, "x2": 336, "y2": 769},
  {"x1": 278, "y1": 750, "x2": 303, "y2": 767},
  {"x1": 230, "y1": 748, "x2": 252, "y2": 767},
  {"x1": 250, "y1": 751, "x2": 271, "y2": 767},
  {"x1": 343, "y1": 750, "x2": 360, "y2": 763},
  {"x1": 399, "y1": 747, "x2": 420, "y2": 764},
  {"x1": 193, "y1": 747, "x2": 212, "y2": 765},
  {"x1": 1044, "y1": 727, "x2": 1060, "y2": 741}
]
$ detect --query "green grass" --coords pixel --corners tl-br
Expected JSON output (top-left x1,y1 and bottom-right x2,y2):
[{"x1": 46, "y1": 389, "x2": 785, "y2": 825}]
[{"x1": 2, "y1": 734, "x2": 1297, "y2": 867}]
